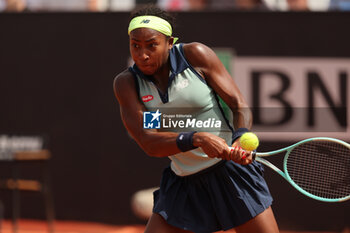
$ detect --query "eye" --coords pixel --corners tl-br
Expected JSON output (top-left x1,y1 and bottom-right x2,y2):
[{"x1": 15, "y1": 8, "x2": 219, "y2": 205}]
[
  {"x1": 131, "y1": 43, "x2": 139, "y2": 49},
  {"x1": 149, "y1": 43, "x2": 158, "y2": 48}
]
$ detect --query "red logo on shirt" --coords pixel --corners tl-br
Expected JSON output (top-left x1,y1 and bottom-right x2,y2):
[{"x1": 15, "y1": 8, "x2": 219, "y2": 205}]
[{"x1": 142, "y1": 95, "x2": 154, "y2": 102}]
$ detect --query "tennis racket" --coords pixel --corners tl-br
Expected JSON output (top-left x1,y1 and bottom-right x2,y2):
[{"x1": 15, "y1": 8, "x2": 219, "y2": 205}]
[{"x1": 231, "y1": 137, "x2": 350, "y2": 202}]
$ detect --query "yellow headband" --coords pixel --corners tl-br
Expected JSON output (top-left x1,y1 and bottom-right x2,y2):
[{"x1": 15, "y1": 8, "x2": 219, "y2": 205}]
[{"x1": 128, "y1": 15, "x2": 178, "y2": 44}]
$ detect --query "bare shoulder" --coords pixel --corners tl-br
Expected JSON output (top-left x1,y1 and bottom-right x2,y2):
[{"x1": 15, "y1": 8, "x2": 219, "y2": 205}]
[
  {"x1": 113, "y1": 69, "x2": 134, "y2": 93},
  {"x1": 113, "y1": 69, "x2": 137, "y2": 102},
  {"x1": 182, "y1": 42, "x2": 217, "y2": 69},
  {"x1": 183, "y1": 42, "x2": 213, "y2": 59},
  {"x1": 114, "y1": 69, "x2": 134, "y2": 89}
]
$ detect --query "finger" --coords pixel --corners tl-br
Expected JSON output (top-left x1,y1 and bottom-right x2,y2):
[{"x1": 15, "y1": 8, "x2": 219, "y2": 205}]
[
  {"x1": 241, "y1": 151, "x2": 247, "y2": 160},
  {"x1": 241, "y1": 151, "x2": 253, "y2": 165},
  {"x1": 217, "y1": 147, "x2": 230, "y2": 160},
  {"x1": 228, "y1": 147, "x2": 236, "y2": 160},
  {"x1": 233, "y1": 147, "x2": 244, "y2": 163},
  {"x1": 242, "y1": 157, "x2": 253, "y2": 165},
  {"x1": 229, "y1": 146, "x2": 237, "y2": 161}
]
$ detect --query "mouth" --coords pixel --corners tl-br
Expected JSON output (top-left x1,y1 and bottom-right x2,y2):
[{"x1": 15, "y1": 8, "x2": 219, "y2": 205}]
[
  {"x1": 139, "y1": 63, "x2": 153, "y2": 68},
  {"x1": 138, "y1": 64, "x2": 155, "y2": 73}
]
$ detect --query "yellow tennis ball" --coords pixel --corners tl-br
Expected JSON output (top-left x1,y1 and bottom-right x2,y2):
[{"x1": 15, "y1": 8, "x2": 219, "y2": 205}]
[{"x1": 240, "y1": 132, "x2": 259, "y2": 151}]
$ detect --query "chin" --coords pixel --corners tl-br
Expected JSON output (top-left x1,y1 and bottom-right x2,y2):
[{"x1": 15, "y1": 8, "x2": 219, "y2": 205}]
[{"x1": 139, "y1": 67, "x2": 156, "y2": 76}]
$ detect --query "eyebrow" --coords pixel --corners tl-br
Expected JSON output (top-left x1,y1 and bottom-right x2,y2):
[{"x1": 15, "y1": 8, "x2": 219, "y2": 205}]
[{"x1": 130, "y1": 36, "x2": 158, "y2": 42}]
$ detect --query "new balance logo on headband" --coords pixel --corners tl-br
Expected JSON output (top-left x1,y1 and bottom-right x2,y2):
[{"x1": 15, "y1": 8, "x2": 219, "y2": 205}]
[{"x1": 141, "y1": 19, "x2": 150, "y2": 24}]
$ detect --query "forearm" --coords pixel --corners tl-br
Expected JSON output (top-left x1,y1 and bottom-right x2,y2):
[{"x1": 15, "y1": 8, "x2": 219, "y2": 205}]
[
  {"x1": 138, "y1": 131, "x2": 216, "y2": 158},
  {"x1": 231, "y1": 105, "x2": 253, "y2": 146},
  {"x1": 137, "y1": 131, "x2": 181, "y2": 157},
  {"x1": 233, "y1": 107, "x2": 252, "y2": 130}
]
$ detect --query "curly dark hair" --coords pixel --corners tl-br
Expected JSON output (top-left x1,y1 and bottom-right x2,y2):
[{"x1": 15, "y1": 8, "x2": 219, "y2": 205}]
[{"x1": 130, "y1": 4, "x2": 176, "y2": 30}]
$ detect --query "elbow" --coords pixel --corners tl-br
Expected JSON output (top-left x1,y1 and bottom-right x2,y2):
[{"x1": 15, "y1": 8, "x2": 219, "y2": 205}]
[
  {"x1": 232, "y1": 98, "x2": 250, "y2": 113},
  {"x1": 143, "y1": 145, "x2": 159, "y2": 157},
  {"x1": 139, "y1": 139, "x2": 165, "y2": 158},
  {"x1": 134, "y1": 130, "x2": 172, "y2": 157},
  {"x1": 239, "y1": 101, "x2": 252, "y2": 116},
  {"x1": 144, "y1": 146, "x2": 166, "y2": 158},
  {"x1": 236, "y1": 96, "x2": 249, "y2": 109},
  {"x1": 236, "y1": 97, "x2": 251, "y2": 113}
]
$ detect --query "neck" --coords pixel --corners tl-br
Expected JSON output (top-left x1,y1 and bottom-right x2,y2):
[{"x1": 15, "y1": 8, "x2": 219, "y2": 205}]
[{"x1": 153, "y1": 59, "x2": 171, "y2": 87}]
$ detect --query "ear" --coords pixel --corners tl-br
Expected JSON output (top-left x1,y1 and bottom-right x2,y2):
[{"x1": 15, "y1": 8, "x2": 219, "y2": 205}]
[{"x1": 168, "y1": 37, "x2": 174, "y2": 49}]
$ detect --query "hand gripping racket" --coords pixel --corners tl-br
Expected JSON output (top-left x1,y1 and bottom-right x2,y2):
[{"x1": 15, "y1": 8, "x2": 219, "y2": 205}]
[{"x1": 232, "y1": 137, "x2": 350, "y2": 202}]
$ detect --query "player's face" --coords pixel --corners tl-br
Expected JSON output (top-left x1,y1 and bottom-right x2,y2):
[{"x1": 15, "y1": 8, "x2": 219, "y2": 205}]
[{"x1": 129, "y1": 28, "x2": 173, "y2": 75}]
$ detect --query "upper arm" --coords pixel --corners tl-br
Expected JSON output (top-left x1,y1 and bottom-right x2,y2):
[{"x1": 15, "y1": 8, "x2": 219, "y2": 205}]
[
  {"x1": 113, "y1": 70, "x2": 153, "y2": 149},
  {"x1": 183, "y1": 42, "x2": 248, "y2": 110},
  {"x1": 183, "y1": 43, "x2": 252, "y2": 129}
]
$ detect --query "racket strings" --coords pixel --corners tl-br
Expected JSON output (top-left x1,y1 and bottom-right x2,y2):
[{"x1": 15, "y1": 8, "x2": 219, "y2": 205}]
[{"x1": 286, "y1": 141, "x2": 350, "y2": 199}]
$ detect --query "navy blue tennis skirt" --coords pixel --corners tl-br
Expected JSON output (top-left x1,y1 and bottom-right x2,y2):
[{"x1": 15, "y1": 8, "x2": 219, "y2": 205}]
[{"x1": 153, "y1": 160, "x2": 273, "y2": 233}]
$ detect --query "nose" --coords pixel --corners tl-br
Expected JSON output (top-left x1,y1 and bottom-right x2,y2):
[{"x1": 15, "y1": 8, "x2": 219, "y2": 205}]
[{"x1": 139, "y1": 48, "x2": 150, "y2": 61}]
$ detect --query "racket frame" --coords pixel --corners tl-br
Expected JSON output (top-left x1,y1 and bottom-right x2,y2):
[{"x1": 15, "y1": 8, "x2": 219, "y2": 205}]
[{"x1": 252, "y1": 137, "x2": 350, "y2": 202}]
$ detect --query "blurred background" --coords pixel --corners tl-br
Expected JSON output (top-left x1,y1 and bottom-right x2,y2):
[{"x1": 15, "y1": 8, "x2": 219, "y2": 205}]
[
  {"x1": 0, "y1": 0, "x2": 350, "y2": 232},
  {"x1": 1, "y1": 0, "x2": 350, "y2": 12}
]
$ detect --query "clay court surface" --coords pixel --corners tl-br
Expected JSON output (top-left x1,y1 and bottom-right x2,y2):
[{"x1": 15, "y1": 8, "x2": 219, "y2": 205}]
[{"x1": 0, "y1": 219, "x2": 342, "y2": 233}]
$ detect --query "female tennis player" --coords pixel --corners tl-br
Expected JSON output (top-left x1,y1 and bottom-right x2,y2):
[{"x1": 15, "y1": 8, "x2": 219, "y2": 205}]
[{"x1": 114, "y1": 5, "x2": 279, "y2": 233}]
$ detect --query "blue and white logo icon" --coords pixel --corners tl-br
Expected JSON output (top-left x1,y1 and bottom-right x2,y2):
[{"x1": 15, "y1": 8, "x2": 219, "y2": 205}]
[{"x1": 143, "y1": 110, "x2": 162, "y2": 129}]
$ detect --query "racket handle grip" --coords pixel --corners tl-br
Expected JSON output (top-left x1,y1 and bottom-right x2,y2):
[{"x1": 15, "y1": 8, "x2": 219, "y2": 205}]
[{"x1": 228, "y1": 146, "x2": 257, "y2": 160}]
